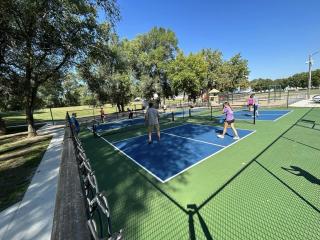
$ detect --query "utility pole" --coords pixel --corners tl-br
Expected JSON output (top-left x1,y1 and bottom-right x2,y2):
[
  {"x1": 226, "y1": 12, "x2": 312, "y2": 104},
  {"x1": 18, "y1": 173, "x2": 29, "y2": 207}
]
[{"x1": 307, "y1": 51, "x2": 319, "y2": 99}]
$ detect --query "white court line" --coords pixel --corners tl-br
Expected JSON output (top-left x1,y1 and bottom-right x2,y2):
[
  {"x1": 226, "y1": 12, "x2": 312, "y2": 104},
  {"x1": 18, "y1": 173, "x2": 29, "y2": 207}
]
[
  {"x1": 98, "y1": 133, "x2": 166, "y2": 183},
  {"x1": 100, "y1": 123, "x2": 256, "y2": 183},
  {"x1": 112, "y1": 123, "x2": 188, "y2": 144},
  {"x1": 273, "y1": 110, "x2": 293, "y2": 122},
  {"x1": 162, "y1": 130, "x2": 256, "y2": 183},
  {"x1": 185, "y1": 122, "x2": 255, "y2": 132},
  {"x1": 161, "y1": 132, "x2": 226, "y2": 148}
]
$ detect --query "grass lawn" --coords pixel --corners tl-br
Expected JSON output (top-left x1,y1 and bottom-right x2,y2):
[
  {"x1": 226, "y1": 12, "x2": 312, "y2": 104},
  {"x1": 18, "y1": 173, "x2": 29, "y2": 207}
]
[
  {"x1": 0, "y1": 133, "x2": 52, "y2": 212},
  {"x1": 79, "y1": 107, "x2": 320, "y2": 239},
  {"x1": 1, "y1": 102, "x2": 143, "y2": 127}
]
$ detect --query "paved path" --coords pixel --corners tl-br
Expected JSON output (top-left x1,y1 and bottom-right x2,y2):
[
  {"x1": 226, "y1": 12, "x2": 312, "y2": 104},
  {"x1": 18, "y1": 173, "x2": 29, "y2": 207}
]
[
  {"x1": 0, "y1": 124, "x2": 64, "y2": 240},
  {"x1": 290, "y1": 96, "x2": 320, "y2": 107}
]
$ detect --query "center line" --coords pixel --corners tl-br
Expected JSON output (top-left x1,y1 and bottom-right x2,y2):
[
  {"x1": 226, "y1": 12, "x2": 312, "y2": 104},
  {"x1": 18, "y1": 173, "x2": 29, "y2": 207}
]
[{"x1": 161, "y1": 132, "x2": 226, "y2": 148}]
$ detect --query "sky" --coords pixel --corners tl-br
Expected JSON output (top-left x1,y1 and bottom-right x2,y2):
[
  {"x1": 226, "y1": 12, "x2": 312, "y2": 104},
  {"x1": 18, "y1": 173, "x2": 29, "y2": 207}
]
[{"x1": 111, "y1": 0, "x2": 320, "y2": 80}]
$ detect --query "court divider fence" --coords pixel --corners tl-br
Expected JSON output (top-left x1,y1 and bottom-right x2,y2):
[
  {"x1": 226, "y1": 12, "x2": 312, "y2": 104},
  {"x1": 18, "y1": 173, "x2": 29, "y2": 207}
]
[
  {"x1": 51, "y1": 113, "x2": 123, "y2": 240},
  {"x1": 3, "y1": 88, "x2": 319, "y2": 132}
]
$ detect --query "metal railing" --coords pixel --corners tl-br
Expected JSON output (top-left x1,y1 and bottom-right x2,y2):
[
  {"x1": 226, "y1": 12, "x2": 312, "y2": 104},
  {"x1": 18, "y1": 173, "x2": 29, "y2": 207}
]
[{"x1": 51, "y1": 113, "x2": 123, "y2": 240}]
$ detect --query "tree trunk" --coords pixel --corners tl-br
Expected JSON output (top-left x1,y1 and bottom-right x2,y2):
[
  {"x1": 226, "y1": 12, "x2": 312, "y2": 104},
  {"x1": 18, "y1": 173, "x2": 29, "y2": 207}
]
[
  {"x1": 25, "y1": 83, "x2": 38, "y2": 138},
  {"x1": 116, "y1": 103, "x2": 121, "y2": 112},
  {"x1": 26, "y1": 104, "x2": 37, "y2": 137},
  {"x1": 0, "y1": 117, "x2": 6, "y2": 135},
  {"x1": 25, "y1": 39, "x2": 37, "y2": 138}
]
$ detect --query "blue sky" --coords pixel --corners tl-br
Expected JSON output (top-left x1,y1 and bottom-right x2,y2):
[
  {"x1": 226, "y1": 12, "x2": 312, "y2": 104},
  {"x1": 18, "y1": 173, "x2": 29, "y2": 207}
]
[{"x1": 111, "y1": 0, "x2": 320, "y2": 80}]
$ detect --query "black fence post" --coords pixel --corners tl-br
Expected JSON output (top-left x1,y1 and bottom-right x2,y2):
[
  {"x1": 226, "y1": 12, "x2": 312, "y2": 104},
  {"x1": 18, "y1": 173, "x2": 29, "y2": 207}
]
[
  {"x1": 210, "y1": 106, "x2": 213, "y2": 120},
  {"x1": 171, "y1": 112, "x2": 174, "y2": 122},
  {"x1": 286, "y1": 90, "x2": 290, "y2": 108},
  {"x1": 189, "y1": 108, "x2": 191, "y2": 117},
  {"x1": 253, "y1": 104, "x2": 256, "y2": 125}
]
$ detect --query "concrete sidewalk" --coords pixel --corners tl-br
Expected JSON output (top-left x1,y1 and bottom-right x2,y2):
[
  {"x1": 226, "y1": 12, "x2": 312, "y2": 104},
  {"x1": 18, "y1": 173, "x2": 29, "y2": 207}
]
[
  {"x1": 0, "y1": 124, "x2": 64, "y2": 240},
  {"x1": 289, "y1": 95, "x2": 320, "y2": 107}
]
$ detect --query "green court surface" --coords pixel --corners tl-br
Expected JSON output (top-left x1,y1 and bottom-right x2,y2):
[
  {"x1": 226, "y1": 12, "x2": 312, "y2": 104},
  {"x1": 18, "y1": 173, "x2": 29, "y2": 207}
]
[{"x1": 80, "y1": 107, "x2": 320, "y2": 239}]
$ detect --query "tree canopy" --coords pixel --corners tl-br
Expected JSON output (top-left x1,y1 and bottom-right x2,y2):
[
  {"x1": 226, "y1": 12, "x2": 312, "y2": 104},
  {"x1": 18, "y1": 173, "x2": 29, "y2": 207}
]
[
  {"x1": 251, "y1": 69, "x2": 320, "y2": 91},
  {"x1": 0, "y1": 0, "x2": 120, "y2": 136}
]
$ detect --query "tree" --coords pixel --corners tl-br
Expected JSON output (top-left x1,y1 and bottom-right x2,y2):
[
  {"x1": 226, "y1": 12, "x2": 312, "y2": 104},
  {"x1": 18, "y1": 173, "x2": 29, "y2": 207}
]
[
  {"x1": 250, "y1": 78, "x2": 274, "y2": 91},
  {"x1": 63, "y1": 73, "x2": 81, "y2": 106},
  {"x1": 168, "y1": 52, "x2": 207, "y2": 101},
  {"x1": 201, "y1": 49, "x2": 223, "y2": 97},
  {"x1": 108, "y1": 73, "x2": 133, "y2": 111},
  {"x1": 79, "y1": 27, "x2": 134, "y2": 109},
  {"x1": 0, "y1": 116, "x2": 6, "y2": 135},
  {"x1": 0, "y1": 0, "x2": 119, "y2": 137},
  {"x1": 224, "y1": 54, "x2": 250, "y2": 91},
  {"x1": 132, "y1": 27, "x2": 178, "y2": 103},
  {"x1": 38, "y1": 75, "x2": 64, "y2": 108}
]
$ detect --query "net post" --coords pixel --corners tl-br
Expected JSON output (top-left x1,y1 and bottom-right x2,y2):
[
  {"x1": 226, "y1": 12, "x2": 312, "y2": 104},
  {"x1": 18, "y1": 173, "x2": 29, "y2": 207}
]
[
  {"x1": 92, "y1": 123, "x2": 97, "y2": 137},
  {"x1": 171, "y1": 111, "x2": 174, "y2": 122},
  {"x1": 253, "y1": 104, "x2": 256, "y2": 125}
]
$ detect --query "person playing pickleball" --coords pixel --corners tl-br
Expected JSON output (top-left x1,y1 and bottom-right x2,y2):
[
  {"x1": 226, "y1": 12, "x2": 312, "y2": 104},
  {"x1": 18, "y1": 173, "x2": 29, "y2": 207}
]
[
  {"x1": 247, "y1": 94, "x2": 255, "y2": 112},
  {"x1": 145, "y1": 102, "x2": 160, "y2": 144},
  {"x1": 217, "y1": 102, "x2": 240, "y2": 140}
]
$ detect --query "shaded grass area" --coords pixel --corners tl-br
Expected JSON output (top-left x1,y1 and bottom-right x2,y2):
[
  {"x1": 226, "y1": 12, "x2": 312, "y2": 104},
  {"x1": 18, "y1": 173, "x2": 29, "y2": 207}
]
[
  {"x1": 0, "y1": 133, "x2": 51, "y2": 211},
  {"x1": 80, "y1": 107, "x2": 320, "y2": 239}
]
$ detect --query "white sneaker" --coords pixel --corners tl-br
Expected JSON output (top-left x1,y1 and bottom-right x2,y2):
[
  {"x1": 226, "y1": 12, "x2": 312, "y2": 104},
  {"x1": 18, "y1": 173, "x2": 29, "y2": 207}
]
[
  {"x1": 217, "y1": 134, "x2": 224, "y2": 139},
  {"x1": 233, "y1": 136, "x2": 240, "y2": 140}
]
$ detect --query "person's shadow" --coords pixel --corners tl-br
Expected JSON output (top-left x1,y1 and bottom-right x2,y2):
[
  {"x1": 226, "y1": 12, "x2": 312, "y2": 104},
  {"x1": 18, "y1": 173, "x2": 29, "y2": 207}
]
[{"x1": 282, "y1": 166, "x2": 320, "y2": 185}]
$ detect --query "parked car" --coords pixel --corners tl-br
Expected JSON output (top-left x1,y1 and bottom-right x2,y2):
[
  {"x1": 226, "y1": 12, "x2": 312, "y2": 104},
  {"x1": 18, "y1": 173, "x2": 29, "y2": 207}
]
[{"x1": 312, "y1": 95, "x2": 320, "y2": 103}]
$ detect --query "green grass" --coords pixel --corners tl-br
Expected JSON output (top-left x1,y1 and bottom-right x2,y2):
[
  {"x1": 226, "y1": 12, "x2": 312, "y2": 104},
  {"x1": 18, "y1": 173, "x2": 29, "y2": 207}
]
[
  {"x1": 1, "y1": 102, "x2": 143, "y2": 126},
  {"x1": 0, "y1": 133, "x2": 52, "y2": 211},
  {"x1": 79, "y1": 108, "x2": 320, "y2": 239}
]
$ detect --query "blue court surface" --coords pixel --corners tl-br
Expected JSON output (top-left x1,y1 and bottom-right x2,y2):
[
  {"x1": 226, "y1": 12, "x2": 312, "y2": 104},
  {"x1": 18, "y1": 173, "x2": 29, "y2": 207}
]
[
  {"x1": 218, "y1": 109, "x2": 292, "y2": 121},
  {"x1": 104, "y1": 123, "x2": 255, "y2": 182}
]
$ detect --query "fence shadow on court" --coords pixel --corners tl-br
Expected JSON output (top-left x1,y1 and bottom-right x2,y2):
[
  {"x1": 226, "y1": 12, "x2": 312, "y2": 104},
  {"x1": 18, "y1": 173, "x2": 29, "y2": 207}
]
[
  {"x1": 281, "y1": 166, "x2": 320, "y2": 185},
  {"x1": 81, "y1": 107, "x2": 320, "y2": 239}
]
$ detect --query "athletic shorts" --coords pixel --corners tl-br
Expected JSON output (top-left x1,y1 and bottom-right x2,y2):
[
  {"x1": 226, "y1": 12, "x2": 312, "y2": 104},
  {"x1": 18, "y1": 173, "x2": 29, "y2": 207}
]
[
  {"x1": 148, "y1": 124, "x2": 160, "y2": 131},
  {"x1": 224, "y1": 119, "x2": 235, "y2": 125}
]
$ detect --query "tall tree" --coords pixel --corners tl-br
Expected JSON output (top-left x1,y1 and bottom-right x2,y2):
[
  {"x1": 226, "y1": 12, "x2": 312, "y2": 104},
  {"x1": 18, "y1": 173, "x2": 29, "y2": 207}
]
[
  {"x1": 201, "y1": 49, "x2": 223, "y2": 96},
  {"x1": 108, "y1": 73, "x2": 133, "y2": 111},
  {"x1": 63, "y1": 73, "x2": 81, "y2": 106},
  {"x1": 224, "y1": 54, "x2": 250, "y2": 91},
  {"x1": 0, "y1": 0, "x2": 119, "y2": 137},
  {"x1": 168, "y1": 52, "x2": 207, "y2": 101},
  {"x1": 133, "y1": 27, "x2": 178, "y2": 104},
  {"x1": 79, "y1": 29, "x2": 133, "y2": 110}
]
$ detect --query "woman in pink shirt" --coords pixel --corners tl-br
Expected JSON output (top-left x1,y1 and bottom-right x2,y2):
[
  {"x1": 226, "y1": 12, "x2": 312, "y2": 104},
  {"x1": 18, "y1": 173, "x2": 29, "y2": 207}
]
[
  {"x1": 247, "y1": 94, "x2": 255, "y2": 112},
  {"x1": 217, "y1": 102, "x2": 240, "y2": 140}
]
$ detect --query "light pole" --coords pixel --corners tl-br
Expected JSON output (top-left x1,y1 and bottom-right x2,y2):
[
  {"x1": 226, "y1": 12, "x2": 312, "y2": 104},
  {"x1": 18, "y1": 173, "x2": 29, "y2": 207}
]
[{"x1": 307, "y1": 50, "x2": 319, "y2": 99}]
